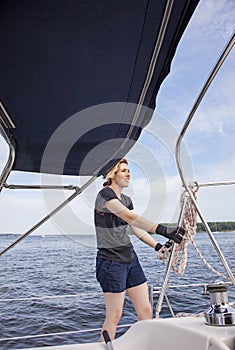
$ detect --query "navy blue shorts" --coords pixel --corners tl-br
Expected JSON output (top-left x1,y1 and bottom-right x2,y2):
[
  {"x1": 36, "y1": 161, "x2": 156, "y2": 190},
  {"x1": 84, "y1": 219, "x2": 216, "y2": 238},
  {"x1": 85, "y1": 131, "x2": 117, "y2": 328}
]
[{"x1": 96, "y1": 257, "x2": 147, "y2": 293}]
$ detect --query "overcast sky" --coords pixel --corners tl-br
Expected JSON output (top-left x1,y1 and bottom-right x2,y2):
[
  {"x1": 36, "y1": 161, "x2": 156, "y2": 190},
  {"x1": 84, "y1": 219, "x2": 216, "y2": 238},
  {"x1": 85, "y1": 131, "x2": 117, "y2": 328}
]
[{"x1": 0, "y1": 0, "x2": 235, "y2": 236}]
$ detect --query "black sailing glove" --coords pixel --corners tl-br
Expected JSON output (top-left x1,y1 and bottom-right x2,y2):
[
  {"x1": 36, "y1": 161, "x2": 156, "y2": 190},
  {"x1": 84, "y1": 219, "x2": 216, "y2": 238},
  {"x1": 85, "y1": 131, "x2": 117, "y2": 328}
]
[
  {"x1": 155, "y1": 224, "x2": 185, "y2": 244},
  {"x1": 155, "y1": 240, "x2": 172, "y2": 251}
]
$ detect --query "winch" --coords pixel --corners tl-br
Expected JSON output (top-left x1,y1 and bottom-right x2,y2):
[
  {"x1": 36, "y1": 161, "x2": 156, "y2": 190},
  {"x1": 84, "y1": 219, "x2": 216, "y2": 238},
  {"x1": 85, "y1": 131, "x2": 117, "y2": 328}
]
[{"x1": 204, "y1": 283, "x2": 235, "y2": 326}]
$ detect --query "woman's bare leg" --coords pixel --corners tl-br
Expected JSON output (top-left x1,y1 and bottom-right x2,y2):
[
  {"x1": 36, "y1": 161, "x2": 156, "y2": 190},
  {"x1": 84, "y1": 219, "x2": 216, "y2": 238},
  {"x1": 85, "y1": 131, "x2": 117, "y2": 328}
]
[
  {"x1": 127, "y1": 282, "x2": 152, "y2": 320},
  {"x1": 101, "y1": 291, "x2": 125, "y2": 341}
]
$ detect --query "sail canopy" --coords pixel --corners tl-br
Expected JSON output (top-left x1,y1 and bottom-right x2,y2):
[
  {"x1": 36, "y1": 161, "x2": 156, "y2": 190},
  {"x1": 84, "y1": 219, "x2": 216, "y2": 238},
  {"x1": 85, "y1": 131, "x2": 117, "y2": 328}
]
[{"x1": 0, "y1": 0, "x2": 199, "y2": 176}]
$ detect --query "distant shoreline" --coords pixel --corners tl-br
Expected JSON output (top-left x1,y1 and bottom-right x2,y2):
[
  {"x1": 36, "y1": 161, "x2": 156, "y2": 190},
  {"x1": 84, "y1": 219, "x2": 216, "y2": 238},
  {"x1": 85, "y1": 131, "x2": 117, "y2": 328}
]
[
  {"x1": 196, "y1": 221, "x2": 235, "y2": 233},
  {"x1": 1, "y1": 221, "x2": 235, "y2": 236},
  {"x1": 161, "y1": 221, "x2": 235, "y2": 233}
]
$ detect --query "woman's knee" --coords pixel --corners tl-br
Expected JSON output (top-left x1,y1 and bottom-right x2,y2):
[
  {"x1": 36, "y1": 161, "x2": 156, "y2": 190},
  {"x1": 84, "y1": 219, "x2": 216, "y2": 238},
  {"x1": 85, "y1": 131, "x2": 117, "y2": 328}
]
[
  {"x1": 137, "y1": 303, "x2": 152, "y2": 320},
  {"x1": 106, "y1": 308, "x2": 122, "y2": 324}
]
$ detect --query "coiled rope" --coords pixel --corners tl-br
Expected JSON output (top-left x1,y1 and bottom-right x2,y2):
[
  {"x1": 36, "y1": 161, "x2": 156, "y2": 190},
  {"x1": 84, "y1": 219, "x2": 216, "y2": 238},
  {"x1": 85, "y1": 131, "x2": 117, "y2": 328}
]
[{"x1": 157, "y1": 186, "x2": 229, "y2": 280}]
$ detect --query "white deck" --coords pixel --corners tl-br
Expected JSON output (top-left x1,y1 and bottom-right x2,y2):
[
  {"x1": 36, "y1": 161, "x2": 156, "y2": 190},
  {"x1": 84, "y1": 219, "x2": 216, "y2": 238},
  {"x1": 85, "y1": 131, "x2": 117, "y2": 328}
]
[{"x1": 21, "y1": 316, "x2": 235, "y2": 350}]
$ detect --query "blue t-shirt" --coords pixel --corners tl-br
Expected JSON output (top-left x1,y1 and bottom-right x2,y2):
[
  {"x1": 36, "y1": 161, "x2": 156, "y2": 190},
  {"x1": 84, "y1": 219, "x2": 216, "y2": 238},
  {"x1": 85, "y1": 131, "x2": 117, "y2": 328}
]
[{"x1": 94, "y1": 187, "x2": 136, "y2": 262}]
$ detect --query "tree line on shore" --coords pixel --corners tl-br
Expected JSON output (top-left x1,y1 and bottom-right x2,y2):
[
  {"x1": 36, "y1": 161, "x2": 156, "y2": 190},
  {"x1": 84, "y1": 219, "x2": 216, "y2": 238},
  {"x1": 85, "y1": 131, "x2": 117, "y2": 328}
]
[
  {"x1": 160, "y1": 221, "x2": 235, "y2": 233},
  {"x1": 10, "y1": 221, "x2": 232, "y2": 235},
  {"x1": 196, "y1": 221, "x2": 235, "y2": 232}
]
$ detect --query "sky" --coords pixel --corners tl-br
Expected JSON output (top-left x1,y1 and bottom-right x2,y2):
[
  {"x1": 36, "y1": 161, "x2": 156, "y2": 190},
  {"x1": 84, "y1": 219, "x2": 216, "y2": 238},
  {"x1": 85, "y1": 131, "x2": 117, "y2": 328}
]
[{"x1": 0, "y1": 0, "x2": 235, "y2": 236}]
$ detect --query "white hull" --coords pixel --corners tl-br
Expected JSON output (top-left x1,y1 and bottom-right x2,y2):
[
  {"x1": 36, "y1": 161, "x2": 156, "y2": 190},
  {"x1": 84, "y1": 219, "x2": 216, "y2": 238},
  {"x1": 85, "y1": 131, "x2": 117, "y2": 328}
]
[{"x1": 24, "y1": 316, "x2": 235, "y2": 350}]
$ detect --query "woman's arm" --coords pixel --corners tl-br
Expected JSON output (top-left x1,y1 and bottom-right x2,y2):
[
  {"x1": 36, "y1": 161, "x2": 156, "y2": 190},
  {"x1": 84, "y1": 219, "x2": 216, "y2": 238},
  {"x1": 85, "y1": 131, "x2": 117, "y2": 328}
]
[
  {"x1": 104, "y1": 198, "x2": 157, "y2": 232},
  {"x1": 104, "y1": 198, "x2": 185, "y2": 244},
  {"x1": 130, "y1": 226, "x2": 159, "y2": 249}
]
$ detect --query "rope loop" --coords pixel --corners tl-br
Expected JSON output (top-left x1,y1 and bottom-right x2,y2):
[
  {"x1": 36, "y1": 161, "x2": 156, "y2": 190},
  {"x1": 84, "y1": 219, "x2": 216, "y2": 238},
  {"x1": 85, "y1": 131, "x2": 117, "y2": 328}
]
[
  {"x1": 170, "y1": 187, "x2": 197, "y2": 274},
  {"x1": 157, "y1": 185, "x2": 229, "y2": 280},
  {"x1": 157, "y1": 244, "x2": 172, "y2": 261}
]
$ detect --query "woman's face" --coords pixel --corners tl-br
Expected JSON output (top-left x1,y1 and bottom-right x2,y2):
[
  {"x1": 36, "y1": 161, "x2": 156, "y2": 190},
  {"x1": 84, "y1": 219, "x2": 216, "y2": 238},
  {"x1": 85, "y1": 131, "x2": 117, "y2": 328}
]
[{"x1": 113, "y1": 162, "x2": 130, "y2": 188}]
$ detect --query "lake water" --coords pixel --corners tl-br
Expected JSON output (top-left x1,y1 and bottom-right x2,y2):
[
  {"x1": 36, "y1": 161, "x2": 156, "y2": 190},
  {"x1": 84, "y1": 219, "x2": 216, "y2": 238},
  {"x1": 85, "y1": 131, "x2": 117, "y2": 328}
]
[{"x1": 0, "y1": 232, "x2": 235, "y2": 349}]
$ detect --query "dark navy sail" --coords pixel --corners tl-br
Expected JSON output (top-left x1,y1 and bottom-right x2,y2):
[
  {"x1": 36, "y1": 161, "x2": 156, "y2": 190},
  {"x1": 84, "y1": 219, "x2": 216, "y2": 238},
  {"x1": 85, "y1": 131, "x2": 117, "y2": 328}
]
[{"x1": 0, "y1": 0, "x2": 199, "y2": 176}]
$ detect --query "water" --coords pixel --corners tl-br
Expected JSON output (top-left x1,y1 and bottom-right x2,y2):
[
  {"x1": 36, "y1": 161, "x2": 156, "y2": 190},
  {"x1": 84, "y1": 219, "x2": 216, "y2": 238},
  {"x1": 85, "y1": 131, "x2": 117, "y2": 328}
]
[{"x1": 0, "y1": 232, "x2": 235, "y2": 349}]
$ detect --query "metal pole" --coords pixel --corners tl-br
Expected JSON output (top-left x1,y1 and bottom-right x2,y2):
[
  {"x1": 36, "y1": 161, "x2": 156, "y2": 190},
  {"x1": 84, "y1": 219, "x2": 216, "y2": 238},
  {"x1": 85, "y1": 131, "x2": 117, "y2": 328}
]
[
  {"x1": 4, "y1": 184, "x2": 79, "y2": 190},
  {"x1": 102, "y1": 331, "x2": 115, "y2": 350},
  {"x1": 164, "y1": 293, "x2": 175, "y2": 317},
  {"x1": 0, "y1": 125, "x2": 16, "y2": 193},
  {"x1": 0, "y1": 175, "x2": 97, "y2": 257},
  {"x1": 149, "y1": 285, "x2": 154, "y2": 318},
  {"x1": 195, "y1": 180, "x2": 235, "y2": 188},
  {"x1": 175, "y1": 32, "x2": 235, "y2": 287},
  {"x1": 155, "y1": 196, "x2": 187, "y2": 318}
]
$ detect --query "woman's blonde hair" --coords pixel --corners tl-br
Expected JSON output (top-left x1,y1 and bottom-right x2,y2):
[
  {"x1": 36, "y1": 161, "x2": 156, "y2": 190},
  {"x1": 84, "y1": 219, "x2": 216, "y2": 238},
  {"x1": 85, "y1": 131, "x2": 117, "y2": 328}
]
[{"x1": 103, "y1": 158, "x2": 128, "y2": 187}]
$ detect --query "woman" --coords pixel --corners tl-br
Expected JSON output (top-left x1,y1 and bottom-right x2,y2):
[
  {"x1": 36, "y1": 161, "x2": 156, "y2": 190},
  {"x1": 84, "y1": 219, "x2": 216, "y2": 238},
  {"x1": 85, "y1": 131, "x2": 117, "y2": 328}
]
[{"x1": 94, "y1": 158, "x2": 184, "y2": 340}]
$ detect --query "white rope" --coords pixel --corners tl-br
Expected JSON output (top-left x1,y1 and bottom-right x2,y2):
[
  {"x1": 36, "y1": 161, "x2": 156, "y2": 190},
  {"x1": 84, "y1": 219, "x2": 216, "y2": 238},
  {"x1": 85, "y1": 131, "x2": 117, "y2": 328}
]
[
  {"x1": 190, "y1": 237, "x2": 229, "y2": 280},
  {"x1": 171, "y1": 189, "x2": 198, "y2": 274},
  {"x1": 157, "y1": 187, "x2": 229, "y2": 280},
  {"x1": 0, "y1": 324, "x2": 132, "y2": 342},
  {"x1": 0, "y1": 291, "x2": 99, "y2": 303},
  {"x1": 0, "y1": 329, "x2": 94, "y2": 342}
]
